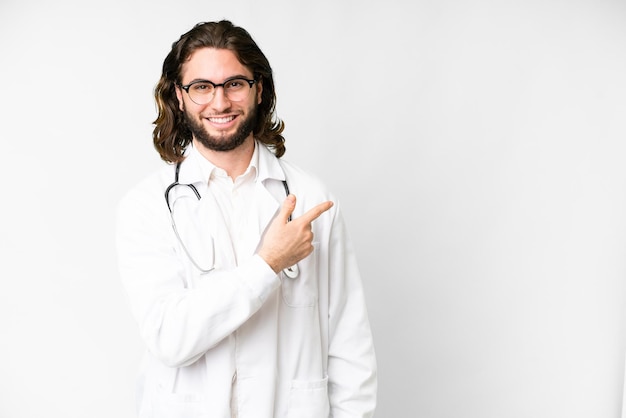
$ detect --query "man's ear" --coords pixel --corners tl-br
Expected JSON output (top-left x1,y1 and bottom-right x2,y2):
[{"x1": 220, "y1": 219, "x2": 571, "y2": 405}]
[
  {"x1": 175, "y1": 85, "x2": 185, "y2": 111},
  {"x1": 256, "y1": 79, "x2": 263, "y2": 105}
]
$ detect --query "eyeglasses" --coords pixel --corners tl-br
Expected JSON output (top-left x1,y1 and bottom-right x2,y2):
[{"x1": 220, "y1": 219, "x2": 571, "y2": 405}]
[{"x1": 179, "y1": 77, "x2": 257, "y2": 105}]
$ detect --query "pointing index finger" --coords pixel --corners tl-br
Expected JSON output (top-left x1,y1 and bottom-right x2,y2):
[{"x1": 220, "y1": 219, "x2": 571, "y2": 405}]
[{"x1": 299, "y1": 200, "x2": 334, "y2": 224}]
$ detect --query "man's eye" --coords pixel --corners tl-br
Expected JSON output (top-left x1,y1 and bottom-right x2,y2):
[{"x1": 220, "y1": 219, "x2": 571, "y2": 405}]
[
  {"x1": 226, "y1": 80, "x2": 245, "y2": 89},
  {"x1": 192, "y1": 83, "x2": 213, "y2": 92}
]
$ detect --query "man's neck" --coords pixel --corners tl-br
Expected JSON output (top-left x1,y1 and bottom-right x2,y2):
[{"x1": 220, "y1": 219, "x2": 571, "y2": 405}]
[{"x1": 193, "y1": 137, "x2": 255, "y2": 180}]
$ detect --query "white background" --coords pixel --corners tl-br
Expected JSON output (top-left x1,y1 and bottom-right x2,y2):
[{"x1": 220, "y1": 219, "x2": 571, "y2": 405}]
[{"x1": 1, "y1": 0, "x2": 626, "y2": 417}]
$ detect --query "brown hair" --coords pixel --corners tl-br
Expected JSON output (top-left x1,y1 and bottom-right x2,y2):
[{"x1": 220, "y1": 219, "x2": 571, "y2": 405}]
[{"x1": 152, "y1": 20, "x2": 285, "y2": 163}]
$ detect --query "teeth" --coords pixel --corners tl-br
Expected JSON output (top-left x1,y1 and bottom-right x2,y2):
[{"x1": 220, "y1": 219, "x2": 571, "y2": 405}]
[{"x1": 208, "y1": 116, "x2": 235, "y2": 123}]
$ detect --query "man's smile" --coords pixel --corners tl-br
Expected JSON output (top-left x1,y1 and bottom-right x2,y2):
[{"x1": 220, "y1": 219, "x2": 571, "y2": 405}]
[{"x1": 207, "y1": 115, "x2": 236, "y2": 123}]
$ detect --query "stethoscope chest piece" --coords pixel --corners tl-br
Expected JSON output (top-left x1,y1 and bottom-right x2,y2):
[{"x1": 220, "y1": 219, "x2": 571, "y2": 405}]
[{"x1": 283, "y1": 264, "x2": 299, "y2": 279}]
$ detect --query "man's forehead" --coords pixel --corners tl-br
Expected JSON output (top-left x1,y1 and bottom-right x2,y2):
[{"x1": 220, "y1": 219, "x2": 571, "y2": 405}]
[{"x1": 181, "y1": 47, "x2": 252, "y2": 81}]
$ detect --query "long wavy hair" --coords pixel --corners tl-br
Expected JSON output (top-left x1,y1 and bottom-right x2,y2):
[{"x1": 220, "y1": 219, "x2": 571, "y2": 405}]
[{"x1": 153, "y1": 20, "x2": 286, "y2": 163}]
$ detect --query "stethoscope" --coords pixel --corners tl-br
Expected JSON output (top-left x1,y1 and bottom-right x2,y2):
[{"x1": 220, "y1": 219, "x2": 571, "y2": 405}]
[{"x1": 165, "y1": 162, "x2": 300, "y2": 279}]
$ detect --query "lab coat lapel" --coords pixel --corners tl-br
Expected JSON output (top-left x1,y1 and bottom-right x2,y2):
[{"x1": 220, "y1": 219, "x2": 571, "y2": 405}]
[
  {"x1": 168, "y1": 183, "x2": 219, "y2": 275},
  {"x1": 254, "y1": 144, "x2": 287, "y2": 239},
  {"x1": 176, "y1": 155, "x2": 237, "y2": 270},
  {"x1": 255, "y1": 181, "x2": 281, "y2": 237}
]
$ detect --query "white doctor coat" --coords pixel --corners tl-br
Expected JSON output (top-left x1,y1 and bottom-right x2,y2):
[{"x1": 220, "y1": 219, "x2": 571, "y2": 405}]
[{"x1": 116, "y1": 143, "x2": 377, "y2": 417}]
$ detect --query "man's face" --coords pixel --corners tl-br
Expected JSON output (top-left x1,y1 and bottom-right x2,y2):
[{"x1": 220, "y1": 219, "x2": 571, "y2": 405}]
[{"x1": 176, "y1": 48, "x2": 263, "y2": 152}]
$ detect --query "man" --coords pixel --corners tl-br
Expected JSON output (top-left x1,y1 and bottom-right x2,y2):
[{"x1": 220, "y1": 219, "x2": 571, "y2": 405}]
[{"x1": 116, "y1": 20, "x2": 376, "y2": 418}]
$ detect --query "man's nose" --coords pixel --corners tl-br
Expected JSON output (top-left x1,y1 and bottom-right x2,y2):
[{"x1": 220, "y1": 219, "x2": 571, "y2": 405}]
[{"x1": 209, "y1": 86, "x2": 231, "y2": 111}]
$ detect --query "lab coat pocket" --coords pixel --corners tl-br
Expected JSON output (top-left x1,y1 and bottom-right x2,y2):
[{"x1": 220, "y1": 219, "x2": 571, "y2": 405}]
[
  {"x1": 281, "y1": 242, "x2": 318, "y2": 308},
  {"x1": 287, "y1": 376, "x2": 330, "y2": 418},
  {"x1": 153, "y1": 384, "x2": 212, "y2": 418}
]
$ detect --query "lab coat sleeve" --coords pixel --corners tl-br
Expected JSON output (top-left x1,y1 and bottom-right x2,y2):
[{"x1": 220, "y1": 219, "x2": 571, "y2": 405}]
[
  {"x1": 115, "y1": 183, "x2": 280, "y2": 368},
  {"x1": 326, "y1": 203, "x2": 377, "y2": 417}
]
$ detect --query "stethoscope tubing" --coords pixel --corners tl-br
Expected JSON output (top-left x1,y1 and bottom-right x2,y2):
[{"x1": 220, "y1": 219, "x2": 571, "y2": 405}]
[{"x1": 165, "y1": 162, "x2": 299, "y2": 278}]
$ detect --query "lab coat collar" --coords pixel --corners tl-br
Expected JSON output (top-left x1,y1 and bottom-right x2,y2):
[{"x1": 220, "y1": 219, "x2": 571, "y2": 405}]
[{"x1": 256, "y1": 141, "x2": 286, "y2": 184}]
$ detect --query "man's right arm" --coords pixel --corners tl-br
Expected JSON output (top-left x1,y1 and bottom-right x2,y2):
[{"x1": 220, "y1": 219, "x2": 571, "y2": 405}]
[{"x1": 115, "y1": 185, "x2": 280, "y2": 367}]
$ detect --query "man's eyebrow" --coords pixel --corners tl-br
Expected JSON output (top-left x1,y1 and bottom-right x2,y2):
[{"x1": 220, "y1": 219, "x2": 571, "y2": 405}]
[{"x1": 184, "y1": 74, "x2": 252, "y2": 85}]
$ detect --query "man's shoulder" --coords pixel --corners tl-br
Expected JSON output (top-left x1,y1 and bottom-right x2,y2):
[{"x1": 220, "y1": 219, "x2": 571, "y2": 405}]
[
  {"x1": 279, "y1": 159, "x2": 326, "y2": 188},
  {"x1": 277, "y1": 158, "x2": 335, "y2": 203},
  {"x1": 118, "y1": 163, "x2": 175, "y2": 209}
]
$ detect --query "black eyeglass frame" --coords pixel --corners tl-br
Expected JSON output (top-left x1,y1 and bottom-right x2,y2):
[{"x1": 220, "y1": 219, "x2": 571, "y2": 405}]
[{"x1": 178, "y1": 77, "x2": 257, "y2": 104}]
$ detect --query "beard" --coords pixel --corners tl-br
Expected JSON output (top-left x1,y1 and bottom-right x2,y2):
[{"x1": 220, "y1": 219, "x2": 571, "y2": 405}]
[{"x1": 183, "y1": 104, "x2": 257, "y2": 152}]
